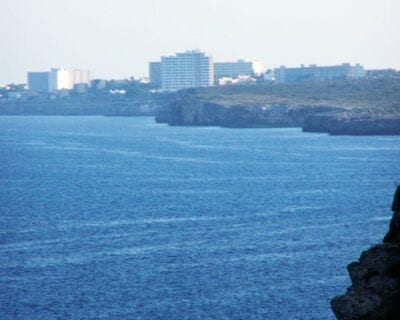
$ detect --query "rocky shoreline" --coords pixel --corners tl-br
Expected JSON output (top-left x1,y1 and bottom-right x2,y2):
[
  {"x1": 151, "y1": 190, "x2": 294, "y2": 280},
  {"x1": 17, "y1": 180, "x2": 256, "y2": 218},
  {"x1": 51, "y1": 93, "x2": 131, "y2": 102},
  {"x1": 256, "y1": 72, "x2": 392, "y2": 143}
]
[
  {"x1": 155, "y1": 99, "x2": 400, "y2": 135},
  {"x1": 303, "y1": 115, "x2": 400, "y2": 135},
  {"x1": 331, "y1": 187, "x2": 400, "y2": 319},
  {"x1": 155, "y1": 79, "x2": 400, "y2": 135},
  {"x1": 2, "y1": 79, "x2": 400, "y2": 135},
  {"x1": 155, "y1": 97, "x2": 340, "y2": 127}
]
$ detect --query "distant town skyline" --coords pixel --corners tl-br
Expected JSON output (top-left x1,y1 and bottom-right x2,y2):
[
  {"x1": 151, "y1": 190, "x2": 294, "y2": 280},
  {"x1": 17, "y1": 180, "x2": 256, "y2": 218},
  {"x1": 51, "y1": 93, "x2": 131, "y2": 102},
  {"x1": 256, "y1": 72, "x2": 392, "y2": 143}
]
[{"x1": 1, "y1": 0, "x2": 399, "y2": 86}]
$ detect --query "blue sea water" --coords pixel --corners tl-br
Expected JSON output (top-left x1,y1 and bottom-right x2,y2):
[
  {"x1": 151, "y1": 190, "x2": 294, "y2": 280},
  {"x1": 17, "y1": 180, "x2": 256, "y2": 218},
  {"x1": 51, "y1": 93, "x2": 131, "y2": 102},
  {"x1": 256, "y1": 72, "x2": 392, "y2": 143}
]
[{"x1": 0, "y1": 116, "x2": 399, "y2": 320}]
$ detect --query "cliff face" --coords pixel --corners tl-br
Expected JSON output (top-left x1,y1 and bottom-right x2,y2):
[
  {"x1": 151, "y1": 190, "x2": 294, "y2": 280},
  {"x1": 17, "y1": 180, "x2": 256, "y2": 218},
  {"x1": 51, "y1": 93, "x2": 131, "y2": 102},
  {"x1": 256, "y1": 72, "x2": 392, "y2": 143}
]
[
  {"x1": 222, "y1": 104, "x2": 339, "y2": 128},
  {"x1": 166, "y1": 98, "x2": 228, "y2": 126},
  {"x1": 156, "y1": 98, "x2": 400, "y2": 135},
  {"x1": 155, "y1": 97, "x2": 341, "y2": 128},
  {"x1": 154, "y1": 80, "x2": 400, "y2": 135},
  {"x1": 331, "y1": 187, "x2": 400, "y2": 320},
  {"x1": 303, "y1": 116, "x2": 400, "y2": 136}
]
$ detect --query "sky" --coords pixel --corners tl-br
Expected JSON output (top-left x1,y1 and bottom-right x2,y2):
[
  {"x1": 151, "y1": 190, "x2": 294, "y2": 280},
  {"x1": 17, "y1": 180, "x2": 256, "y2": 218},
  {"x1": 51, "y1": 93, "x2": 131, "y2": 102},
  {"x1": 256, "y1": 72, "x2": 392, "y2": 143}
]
[{"x1": 0, "y1": 0, "x2": 399, "y2": 85}]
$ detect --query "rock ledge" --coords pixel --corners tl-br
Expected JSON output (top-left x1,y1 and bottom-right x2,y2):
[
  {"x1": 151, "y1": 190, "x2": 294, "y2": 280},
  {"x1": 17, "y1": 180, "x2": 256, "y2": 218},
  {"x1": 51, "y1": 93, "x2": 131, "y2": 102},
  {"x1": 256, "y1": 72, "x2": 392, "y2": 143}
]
[{"x1": 331, "y1": 187, "x2": 400, "y2": 319}]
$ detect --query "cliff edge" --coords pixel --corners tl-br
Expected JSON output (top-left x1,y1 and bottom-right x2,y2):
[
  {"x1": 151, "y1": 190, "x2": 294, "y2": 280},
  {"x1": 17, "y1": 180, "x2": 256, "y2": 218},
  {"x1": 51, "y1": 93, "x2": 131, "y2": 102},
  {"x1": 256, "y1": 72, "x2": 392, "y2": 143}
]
[
  {"x1": 331, "y1": 186, "x2": 400, "y2": 319},
  {"x1": 155, "y1": 80, "x2": 400, "y2": 135}
]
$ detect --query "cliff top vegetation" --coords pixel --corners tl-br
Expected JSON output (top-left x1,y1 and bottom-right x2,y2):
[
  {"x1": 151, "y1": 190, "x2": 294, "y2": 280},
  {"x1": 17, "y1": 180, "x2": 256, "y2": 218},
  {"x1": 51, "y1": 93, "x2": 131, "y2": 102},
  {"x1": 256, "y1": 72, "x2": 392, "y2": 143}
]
[{"x1": 176, "y1": 79, "x2": 400, "y2": 115}]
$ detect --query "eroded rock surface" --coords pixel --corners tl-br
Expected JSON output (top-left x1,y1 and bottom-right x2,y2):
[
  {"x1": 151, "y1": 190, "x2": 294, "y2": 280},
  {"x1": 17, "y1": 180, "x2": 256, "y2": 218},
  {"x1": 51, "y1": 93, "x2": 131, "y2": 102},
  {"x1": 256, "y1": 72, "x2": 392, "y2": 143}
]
[{"x1": 331, "y1": 187, "x2": 400, "y2": 319}]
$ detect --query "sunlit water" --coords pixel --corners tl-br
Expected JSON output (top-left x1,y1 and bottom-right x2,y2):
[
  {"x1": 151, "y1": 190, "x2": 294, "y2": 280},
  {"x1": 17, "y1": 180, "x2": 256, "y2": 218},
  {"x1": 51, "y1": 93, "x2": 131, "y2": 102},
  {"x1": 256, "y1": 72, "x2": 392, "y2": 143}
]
[{"x1": 0, "y1": 116, "x2": 399, "y2": 319}]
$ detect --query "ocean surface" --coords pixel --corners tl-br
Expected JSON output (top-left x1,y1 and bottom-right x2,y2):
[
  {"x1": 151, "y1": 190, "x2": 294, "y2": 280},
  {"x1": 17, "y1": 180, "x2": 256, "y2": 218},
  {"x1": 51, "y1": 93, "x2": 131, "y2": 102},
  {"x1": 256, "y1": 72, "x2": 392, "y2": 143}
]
[{"x1": 0, "y1": 116, "x2": 399, "y2": 320}]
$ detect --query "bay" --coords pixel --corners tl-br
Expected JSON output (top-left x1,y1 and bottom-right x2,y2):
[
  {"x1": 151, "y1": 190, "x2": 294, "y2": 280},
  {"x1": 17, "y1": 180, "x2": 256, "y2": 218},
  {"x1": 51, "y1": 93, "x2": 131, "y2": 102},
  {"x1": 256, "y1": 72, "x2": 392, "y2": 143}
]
[{"x1": 0, "y1": 116, "x2": 399, "y2": 319}]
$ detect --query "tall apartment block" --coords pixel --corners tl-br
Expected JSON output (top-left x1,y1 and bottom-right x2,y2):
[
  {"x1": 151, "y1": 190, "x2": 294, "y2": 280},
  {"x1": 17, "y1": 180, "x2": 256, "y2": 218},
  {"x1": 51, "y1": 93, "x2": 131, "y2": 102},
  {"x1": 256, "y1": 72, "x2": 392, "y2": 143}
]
[
  {"x1": 149, "y1": 50, "x2": 213, "y2": 91},
  {"x1": 149, "y1": 62, "x2": 162, "y2": 88},
  {"x1": 214, "y1": 60, "x2": 262, "y2": 81},
  {"x1": 70, "y1": 69, "x2": 91, "y2": 87},
  {"x1": 27, "y1": 72, "x2": 50, "y2": 93},
  {"x1": 48, "y1": 68, "x2": 72, "y2": 92},
  {"x1": 274, "y1": 63, "x2": 365, "y2": 83}
]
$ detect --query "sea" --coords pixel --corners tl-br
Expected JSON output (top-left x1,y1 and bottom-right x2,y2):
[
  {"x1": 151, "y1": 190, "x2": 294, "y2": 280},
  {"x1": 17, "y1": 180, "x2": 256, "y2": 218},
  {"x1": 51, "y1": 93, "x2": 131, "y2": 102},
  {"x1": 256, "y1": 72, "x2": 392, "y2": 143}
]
[{"x1": 0, "y1": 116, "x2": 399, "y2": 320}]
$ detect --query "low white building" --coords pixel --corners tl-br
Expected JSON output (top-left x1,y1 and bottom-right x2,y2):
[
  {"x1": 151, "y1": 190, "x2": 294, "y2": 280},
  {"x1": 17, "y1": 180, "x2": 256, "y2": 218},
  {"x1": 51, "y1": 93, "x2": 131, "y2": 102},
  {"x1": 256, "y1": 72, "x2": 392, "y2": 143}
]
[
  {"x1": 274, "y1": 63, "x2": 366, "y2": 83},
  {"x1": 27, "y1": 68, "x2": 91, "y2": 93},
  {"x1": 218, "y1": 75, "x2": 256, "y2": 86},
  {"x1": 214, "y1": 60, "x2": 262, "y2": 82}
]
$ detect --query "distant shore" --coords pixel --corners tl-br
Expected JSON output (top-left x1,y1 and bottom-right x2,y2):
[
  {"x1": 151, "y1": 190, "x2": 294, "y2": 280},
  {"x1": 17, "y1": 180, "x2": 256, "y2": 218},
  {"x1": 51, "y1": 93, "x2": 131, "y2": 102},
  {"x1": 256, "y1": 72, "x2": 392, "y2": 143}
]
[
  {"x1": 1, "y1": 79, "x2": 399, "y2": 135},
  {"x1": 155, "y1": 79, "x2": 400, "y2": 135}
]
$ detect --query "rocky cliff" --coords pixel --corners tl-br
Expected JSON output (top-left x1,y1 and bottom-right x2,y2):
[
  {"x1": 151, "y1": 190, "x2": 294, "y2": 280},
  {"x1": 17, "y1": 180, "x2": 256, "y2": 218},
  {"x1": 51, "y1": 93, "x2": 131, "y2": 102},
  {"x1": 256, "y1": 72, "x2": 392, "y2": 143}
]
[
  {"x1": 303, "y1": 115, "x2": 400, "y2": 135},
  {"x1": 156, "y1": 98, "x2": 400, "y2": 135},
  {"x1": 155, "y1": 97, "x2": 342, "y2": 129},
  {"x1": 156, "y1": 97, "x2": 228, "y2": 126},
  {"x1": 331, "y1": 187, "x2": 400, "y2": 320},
  {"x1": 155, "y1": 80, "x2": 400, "y2": 135}
]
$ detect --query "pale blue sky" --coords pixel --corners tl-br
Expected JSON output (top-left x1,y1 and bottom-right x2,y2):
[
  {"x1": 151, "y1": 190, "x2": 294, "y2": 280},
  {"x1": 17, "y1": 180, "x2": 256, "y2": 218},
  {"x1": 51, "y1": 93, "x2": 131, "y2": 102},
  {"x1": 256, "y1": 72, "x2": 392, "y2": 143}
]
[{"x1": 1, "y1": 0, "x2": 399, "y2": 85}]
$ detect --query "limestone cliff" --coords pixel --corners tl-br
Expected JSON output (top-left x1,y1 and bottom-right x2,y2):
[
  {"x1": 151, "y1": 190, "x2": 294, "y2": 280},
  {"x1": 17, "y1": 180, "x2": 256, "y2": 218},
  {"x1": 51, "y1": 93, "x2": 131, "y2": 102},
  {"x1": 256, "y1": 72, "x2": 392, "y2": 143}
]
[
  {"x1": 155, "y1": 97, "x2": 342, "y2": 128},
  {"x1": 154, "y1": 80, "x2": 400, "y2": 135},
  {"x1": 303, "y1": 115, "x2": 400, "y2": 135},
  {"x1": 331, "y1": 187, "x2": 400, "y2": 319}
]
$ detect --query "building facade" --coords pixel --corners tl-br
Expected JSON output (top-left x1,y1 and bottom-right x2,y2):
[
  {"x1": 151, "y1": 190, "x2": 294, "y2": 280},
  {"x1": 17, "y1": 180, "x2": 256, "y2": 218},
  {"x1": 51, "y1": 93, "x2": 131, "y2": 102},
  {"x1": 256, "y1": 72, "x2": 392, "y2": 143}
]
[
  {"x1": 160, "y1": 50, "x2": 213, "y2": 91},
  {"x1": 365, "y1": 69, "x2": 400, "y2": 79},
  {"x1": 274, "y1": 63, "x2": 365, "y2": 83},
  {"x1": 49, "y1": 68, "x2": 72, "y2": 92},
  {"x1": 27, "y1": 68, "x2": 91, "y2": 92},
  {"x1": 70, "y1": 69, "x2": 91, "y2": 87},
  {"x1": 149, "y1": 62, "x2": 162, "y2": 88},
  {"x1": 214, "y1": 60, "x2": 262, "y2": 81},
  {"x1": 27, "y1": 72, "x2": 50, "y2": 92}
]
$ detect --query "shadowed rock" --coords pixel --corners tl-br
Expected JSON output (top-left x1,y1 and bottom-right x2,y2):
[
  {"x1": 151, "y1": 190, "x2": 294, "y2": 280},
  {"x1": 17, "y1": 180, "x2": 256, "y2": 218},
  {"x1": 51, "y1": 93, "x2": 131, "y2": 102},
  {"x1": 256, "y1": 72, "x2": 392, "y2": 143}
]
[{"x1": 331, "y1": 186, "x2": 400, "y2": 319}]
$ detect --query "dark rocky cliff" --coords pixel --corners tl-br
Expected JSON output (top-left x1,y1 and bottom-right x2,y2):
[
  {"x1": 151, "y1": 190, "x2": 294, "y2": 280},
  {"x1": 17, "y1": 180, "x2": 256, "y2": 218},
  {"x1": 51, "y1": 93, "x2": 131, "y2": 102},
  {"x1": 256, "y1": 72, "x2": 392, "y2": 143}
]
[
  {"x1": 155, "y1": 97, "x2": 342, "y2": 129},
  {"x1": 156, "y1": 98, "x2": 400, "y2": 135},
  {"x1": 303, "y1": 115, "x2": 400, "y2": 136},
  {"x1": 155, "y1": 80, "x2": 400, "y2": 135},
  {"x1": 331, "y1": 187, "x2": 400, "y2": 319},
  {"x1": 157, "y1": 97, "x2": 228, "y2": 126}
]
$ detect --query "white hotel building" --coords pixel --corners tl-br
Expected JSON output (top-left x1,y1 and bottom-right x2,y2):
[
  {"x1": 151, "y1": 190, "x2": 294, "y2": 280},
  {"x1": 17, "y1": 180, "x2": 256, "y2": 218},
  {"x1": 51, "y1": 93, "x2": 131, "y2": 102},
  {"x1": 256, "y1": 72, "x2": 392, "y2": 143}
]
[
  {"x1": 28, "y1": 68, "x2": 91, "y2": 93},
  {"x1": 48, "y1": 68, "x2": 72, "y2": 92},
  {"x1": 160, "y1": 50, "x2": 213, "y2": 91},
  {"x1": 214, "y1": 60, "x2": 262, "y2": 81}
]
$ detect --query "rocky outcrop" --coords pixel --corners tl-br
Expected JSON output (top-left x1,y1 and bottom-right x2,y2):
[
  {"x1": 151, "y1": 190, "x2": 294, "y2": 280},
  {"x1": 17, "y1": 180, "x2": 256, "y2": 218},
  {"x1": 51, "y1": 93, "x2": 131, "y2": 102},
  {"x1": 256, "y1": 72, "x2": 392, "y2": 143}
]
[
  {"x1": 303, "y1": 115, "x2": 400, "y2": 135},
  {"x1": 155, "y1": 93, "x2": 400, "y2": 135},
  {"x1": 155, "y1": 97, "x2": 342, "y2": 128},
  {"x1": 331, "y1": 187, "x2": 400, "y2": 320},
  {"x1": 222, "y1": 104, "x2": 339, "y2": 128},
  {"x1": 159, "y1": 97, "x2": 228, "y2": 126}
]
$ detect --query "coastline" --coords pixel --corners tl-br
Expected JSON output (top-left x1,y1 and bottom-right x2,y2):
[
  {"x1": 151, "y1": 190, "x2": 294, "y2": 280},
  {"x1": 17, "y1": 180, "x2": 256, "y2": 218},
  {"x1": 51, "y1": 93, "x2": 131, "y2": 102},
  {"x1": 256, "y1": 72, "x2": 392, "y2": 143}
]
[{"x1": 2, "y1": 79, "x2": 399, "y2": 136}]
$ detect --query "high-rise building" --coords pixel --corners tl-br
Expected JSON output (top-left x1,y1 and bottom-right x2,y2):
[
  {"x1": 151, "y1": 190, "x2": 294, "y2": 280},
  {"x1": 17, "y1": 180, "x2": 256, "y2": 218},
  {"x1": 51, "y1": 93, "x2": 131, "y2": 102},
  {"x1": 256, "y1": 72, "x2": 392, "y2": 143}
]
[
  {"x1": 274, "y1": 63, "x2": 365, "y2": 83},
  {"x1": 70, "y1": 69, "x2": 91, "y2": 87},
  {"x1": 27, "y1": 72, "x2": 50, "y2": 92},
  {"x1": 149, "y1": 62, "x2": 162, "y2": 88},
  {"x1": 49, "y1": 68, "x2": 72, "y2": 91},
  {"x1": 214, "y1": 60, "x2": 262, "y2": 81},
  {"x1": 160, "y1": 50, "x2": 213, "y2": 91}
]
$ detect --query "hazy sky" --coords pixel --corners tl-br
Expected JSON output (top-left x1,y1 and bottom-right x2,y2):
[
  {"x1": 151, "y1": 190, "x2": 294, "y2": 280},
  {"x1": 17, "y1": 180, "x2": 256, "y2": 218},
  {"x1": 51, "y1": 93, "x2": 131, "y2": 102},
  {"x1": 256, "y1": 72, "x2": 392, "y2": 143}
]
[{"x1": 1, "y1": 0, "x2": 399, "y2": 85}]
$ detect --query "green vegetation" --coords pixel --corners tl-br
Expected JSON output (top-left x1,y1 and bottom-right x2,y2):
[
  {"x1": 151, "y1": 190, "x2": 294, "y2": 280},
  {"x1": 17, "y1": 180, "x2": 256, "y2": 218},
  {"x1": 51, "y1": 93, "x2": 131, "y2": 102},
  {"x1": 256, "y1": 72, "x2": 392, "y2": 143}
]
[{"x1": 182, "y1": 79, "x2": 400, "y2": 115}]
